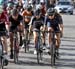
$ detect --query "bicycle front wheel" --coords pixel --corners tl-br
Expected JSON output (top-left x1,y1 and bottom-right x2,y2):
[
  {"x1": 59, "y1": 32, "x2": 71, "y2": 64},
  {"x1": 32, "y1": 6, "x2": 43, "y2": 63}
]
[
  {"x1": 51, "y1": 44, "x2": 56, "y2": 66},
  {"x1": 0, "y1": 56, "x2": 4, "y2": 69},
  {"x1": 14, "y1": 40, "x2": 19, "y2": 64}
]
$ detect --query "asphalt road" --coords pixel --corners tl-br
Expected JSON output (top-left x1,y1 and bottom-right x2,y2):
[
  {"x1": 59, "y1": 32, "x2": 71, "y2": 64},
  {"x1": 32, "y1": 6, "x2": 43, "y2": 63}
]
[{"x1": 4, "y1": 13, "x2": 75, "y2": 69}]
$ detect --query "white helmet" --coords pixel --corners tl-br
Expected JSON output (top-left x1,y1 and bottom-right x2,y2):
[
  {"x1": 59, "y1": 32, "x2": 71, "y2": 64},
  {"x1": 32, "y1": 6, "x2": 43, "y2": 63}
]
[
  {"x1": 36, "y1": 4, "x2": 41, "y2": 10},
  {"x1": 29, "y1": 0, "x2": 32, "y2": 4},
  {"x1": 40, "y1": 0, "x2": 45, "y2": 3}
]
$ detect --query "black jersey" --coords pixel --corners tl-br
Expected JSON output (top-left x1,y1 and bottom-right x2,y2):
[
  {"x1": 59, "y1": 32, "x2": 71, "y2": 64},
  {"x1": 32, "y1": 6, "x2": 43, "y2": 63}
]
[
  {"x1": 31, "y1": 16, "x2": 44, "y2": 30},
  {"x1": 9, "y1": 14, "x2": 23, "y2": 30}
]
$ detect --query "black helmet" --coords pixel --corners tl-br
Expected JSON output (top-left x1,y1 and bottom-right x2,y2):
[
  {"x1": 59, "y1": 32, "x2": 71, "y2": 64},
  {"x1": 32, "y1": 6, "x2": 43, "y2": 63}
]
[
  {"x1": 26, "y1": 5, "x2": 32, "y2": 11},
  {"x1": 12, "y1": 9, "x2": 18, "y2": 16},
  {"x1": 47, "y1": 8, "x2": 56, "y2": 16},
  {"x1": 7, "y1": 2, "x2": 14, "y2": 8},
  {"x1": 34, "y1": 9, "x2": 41, "y2": 16}
]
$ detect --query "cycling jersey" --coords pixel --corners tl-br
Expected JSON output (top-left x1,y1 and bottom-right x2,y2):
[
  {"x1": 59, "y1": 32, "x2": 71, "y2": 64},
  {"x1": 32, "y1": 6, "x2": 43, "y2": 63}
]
[
  {"x1": 0, "y1": 12, "x2": 8, "y2": 36},
  {"x1": 0, "y1": 12, "x2": 8, "y2": 31},
  {"x1": 55, "y1": 13, "x2": 63, "y2": 24},
  {"x1": 22, "y1": 10, "x2": 33, "y2": 29},
  {"x1": 46, "y1": 13, "x2": 63, "y2": 31},
  {"x1": 16, "y1": 2, "x2": 23, "y2": 12},
  {"x1": 31, "y1": 16, "x2": 44, "y2": 30},
  {"x1": 41, "y1": 6, "x2": 46, "y2": 16},
  {"x1": 22, "y1": 10, "x2": 33, "y2": 23},
  {"x1": 9, "y1": 14, "x2": 23, "y2": 31}
]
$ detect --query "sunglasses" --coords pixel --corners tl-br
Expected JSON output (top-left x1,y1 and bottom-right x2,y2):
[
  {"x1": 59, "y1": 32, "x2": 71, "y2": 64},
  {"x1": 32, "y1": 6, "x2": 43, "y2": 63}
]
[{"x1": 49, "y1": 13, "x2": 55, "y2": 16}]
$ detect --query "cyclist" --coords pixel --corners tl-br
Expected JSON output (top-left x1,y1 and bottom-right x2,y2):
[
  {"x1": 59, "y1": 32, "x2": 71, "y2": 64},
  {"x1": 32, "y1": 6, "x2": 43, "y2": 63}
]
[
  {"x1": 0, "y1": 5, "x2": 9, "y2": 63},
  {"x1": 45, "y1": 8, "x2": 63, "y2": 54},
  {"x1": 40, "y1": 0, "x2": 46, "y2": 17},
  {"x1": 16, "y1": 0, "x2": 24, "y2": 13},
  {"x1": 35, "y1": 3, "x2": 46, "y2": 47},
  {"x1": 29, "y1": 9, "x2": 45, "y2": 54},
  {"x1": 9, "y1": 9, "x2": 23, "y2": 59},
  {"x1": 39, "y1": 1, "x2": 47, "y2": 46},
  {"x1": 21, "y1": 5, "x2": 34, "y2": 47},
  {"x1": 22, "y1": 5, "x2": 33, "y2": 27}
]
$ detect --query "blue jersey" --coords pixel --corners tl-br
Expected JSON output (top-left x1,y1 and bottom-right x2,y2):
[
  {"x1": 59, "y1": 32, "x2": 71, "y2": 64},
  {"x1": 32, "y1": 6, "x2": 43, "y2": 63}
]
[{"x1": 46, "y1": 13, "x2": 63, "y2": 30}]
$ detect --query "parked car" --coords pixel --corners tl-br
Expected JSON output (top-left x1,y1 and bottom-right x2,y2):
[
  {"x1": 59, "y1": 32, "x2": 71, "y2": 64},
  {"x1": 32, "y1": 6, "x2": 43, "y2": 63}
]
[{"x1": 55, "y1": 0, "x2": 74, "y2": 15}]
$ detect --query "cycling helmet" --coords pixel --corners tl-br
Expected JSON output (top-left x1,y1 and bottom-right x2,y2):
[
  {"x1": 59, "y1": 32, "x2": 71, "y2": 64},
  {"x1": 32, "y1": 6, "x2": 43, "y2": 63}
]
[
  {"x1": 47, "y1": 8, "x2": 56, "y2": 16},
  {"x1": 7, "y1": 3, "x2": 14, "y2": 8},
  {"x1": 11, "y1": 9, "x2": 18, "y2": 16},
  {"x1": 26, "y1": 5, "x2": 32, "y2": 11},
  {"x1": 36, "y1": 4, "x2": 41, "y2": 10},
  {"x1": 34, "y1": 9, "x2": 41, "y2": 16},
  {"x1": 40, "y1": 0, "x2": 45, "y2": 5},
  {"x1": 0, "y1": 5, "x2": 3, "y2": 13}
]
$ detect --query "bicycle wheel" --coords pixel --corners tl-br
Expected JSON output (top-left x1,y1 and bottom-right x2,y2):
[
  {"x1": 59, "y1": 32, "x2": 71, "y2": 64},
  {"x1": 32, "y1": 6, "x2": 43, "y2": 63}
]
[
  {"x1": 0, "y1": 56, "x2": 4, "y2": 69},
  {"x1": 40, "y1": 50, "x2": 43, "y2": 61},
  {"x1": 39, "y1": 39, "x2": 43, "y2": 61},
  {"x1": 37, "y1": 50, "x2": 40, "y2": 64},
  {"x1": 51, "y1": 44, "x2": 56, "y2": 66},
  {"x1": 0, "y1": 41, "x2": 4, "y2": 69},
  {"x1": 26, "y1": 30, "x2": 29, "y2": 52},
  {"x1": 24, "y1": 31, "x2": 29, "y2": 53},
  {"x1": 24, "y1": 39, "x2": 26, "y2": 53},
  {"x1": 37, "y1": 39, "x2": 43, "y2": 64},
  {"x1": 13, "y1": 38, "x2": 18, "y2": 64},
  {"x1": 36, "y1": 40, "x2": 39, "y2": 64}
]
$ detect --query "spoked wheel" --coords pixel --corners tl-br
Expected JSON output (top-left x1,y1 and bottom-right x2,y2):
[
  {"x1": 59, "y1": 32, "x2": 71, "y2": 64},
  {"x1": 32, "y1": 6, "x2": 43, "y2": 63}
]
[{"x1": 51, "y1": 44, "x2": 56, "y2": 66}]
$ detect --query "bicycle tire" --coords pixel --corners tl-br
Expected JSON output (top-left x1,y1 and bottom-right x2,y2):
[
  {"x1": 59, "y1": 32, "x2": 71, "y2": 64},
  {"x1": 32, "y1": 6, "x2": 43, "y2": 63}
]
[
  {"x1": 26, "y1": 31, "x2": 29, "y2": 52},
  {"x1": 36, "y1": 40, "x2": 40, "y2": 64},
  {"x1": 37, "y1": 40, "x2": 43, "y2": 63},
  {"x1": 24, "y1": 30, "x2": 29, "y2": 53},
  {"x1": 14, "y1": 50, "x2": 18, "y2": 64},
  {"x1": 37, "y1": 31, "x2": 43, "y2": 64},
  {"x1": 24, "y1": 39, "x2": 27, "y2": 53},
  {"x1": 37, "y1": 50, "x2": 40, "y2": 64},
  {"x1": 40, "y1": 51, "x2": 43, "y2": 60},
  {"x1": 0, "y1": 39, "x2": 4, "y2": 69},
  {"x1": 13, "y1": 37, "x2": 18, "y2": 64},
  {"x1": 51, "y1": 44, "x2": 56, "y2": 66},
  {"x1": 0, "y1": 56, "x2": 4, "y2": 69}
]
